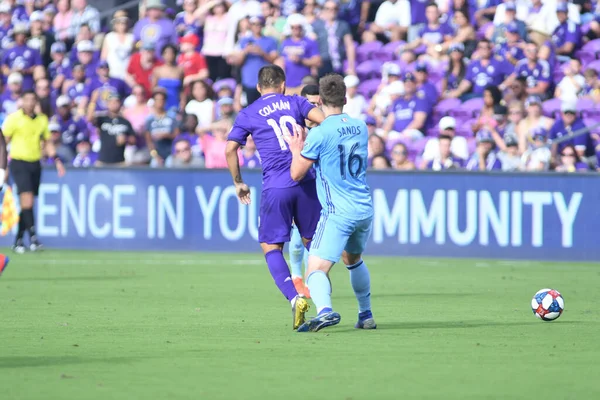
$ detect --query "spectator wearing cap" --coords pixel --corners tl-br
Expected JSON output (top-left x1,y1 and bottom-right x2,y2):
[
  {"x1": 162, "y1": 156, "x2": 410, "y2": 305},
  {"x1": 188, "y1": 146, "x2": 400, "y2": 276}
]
[
  {"x1": 405, "y1": 3, "x2": 454, "y2": 60},
  {"x1": 70, "y1": 0, "x2": 100, "y2": 35},
  {"x1": 48, "y1": 42, "x2": 71, "y2": 91},
  {"x1": 312, "y1": 0, "x2": 356, "y2": 77},
  {"x1": 134, "y1": 0, "x2": 178, "y2": 60},
  {"x1": 503, "y1": 42, "x2": 551, "y2": 99},
  {"x1": 101, "y1": 10, "x2": 134, "y2": 80},
  {"x1": 549, "y1": 100, "x2": 594, "y2": 159},
  {"x1": 229, "y1": 16, "x2": 278, "y2": 105},
  {"x1": 366, "y1": 62, "x2": 401, "y2": 117},
  {"x1": 94, "y1": 93, "x2": 137, "y2": 166},
  {"x1": 422, "y1": 116, "x2": 469, "y2": 168},
  {"x1": 556, "y1": 144, "x2": 590, "y2": 172},
  {"x1": 555, "y1": 59, "x2": 584, "y2": 101},
  {"x1": 0, "y1": 73, "x2": 23, "y2": 117},
  {"x1": 447, "y1": 39, "x2": 511, "y2": 100},
  {"x1": 126, "y1": 41, "x2": 164, "y2": 97},
  {"x1": 85, "y1": 61, "x2": 131, "y2": 121},
  {"x1": 145, "y1": 88, "x2": 179, "y2": 166},
  {"x1": 343, "y1": 75, "x2": 367, "y2": 120},
  {"x1": 0, "y1": 3, "x2": 12, "y2": 47},
  {"x1": 201, "y1": 0, "x2": 231, "y2": 82},
  {"x1": 369, "y1": 80, "x2": 404, "y2": 126},
  {"x1": 491, "y1": 1, "x2": 528, "y2": 44},
  {"x1": 383, "y1": 72, "x2": 428, "y2": 140},
  {"x1": 54, "y1": 0, "x2": 74, "y2": 41},
  {"x1": 389, "y1": 142, "x2": 416, "y2": 170},
  {"x1": 521, "y1": 126, "x2": 551, "y2": 171},
  {"x1": 72, "y1": 139, "x2": 97, "y2": 167},
  {"x1": 152, "y1": 44, "x2": 184, "y2": 112},
  {"x1": 496, "y1": 134, "x2": 522, "y2": 171},
  {"x1": 277, "y1": 14, "x2": 321, "y2": 94},
  {"x1": 165, "y1": 137, "x2": 205, "y2": 168},
  {"x1": 67, "y1": 39, "x2": 98, "y2": 80},
  {"x1": 1, "y1": 23, "x2": 44, "y2": 91},
  {"x1": 177, "y1": 34, "x2": 208, "y2": 88},
  {"x1": 466, "y1": 129, "x2": 503, "y2": 171},
  {"x1": 368, "y1": 0, "x2": 411, "y2": 43},
  {"x1": 516, "y1": 95, "x2": 554, "y2": 153},
  {"x1": 441, "y1": 43, "x2": 466, "y2": 98},
  {"x1": 27, "y1": 10, "x2": 55, "y2": 66},
  {"x1": 240, "y1": 135, "x2": 260, "y2": 169},
  {"x1": 174, "y1": 0, "x2": 204, "y2": 40},
  {"x1": 54, "y1": 94, "x2": 90, "y2": 156},
  {"x1": 494, "y1": 22, "x2": 525, "y2": 66},
  {"x1": 551, "y1": 3, "x2": 581, "y2": 61},
  {"x1": 216, "y1": 96, "x2": 237, "y2": 122},
  {"x1": 426, "y1": 134, "x2": 465, "y2": 171},
  {"x1": 414, "y1": 62, "x2": 439, "y2": 110},
  {"x1": 69, "y1": 24, "x2": 99, "y2": 65}
]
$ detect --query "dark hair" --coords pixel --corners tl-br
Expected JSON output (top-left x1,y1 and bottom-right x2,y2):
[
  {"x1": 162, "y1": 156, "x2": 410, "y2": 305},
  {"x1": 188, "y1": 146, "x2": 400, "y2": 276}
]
[
  {"x1": 559, "y1": 144, "x2": 584, "y2": 164},
  {"x1": 319, "y1": 73, "x2": 345, "y2": 108},
  {"x1": 301, "y1": 84, "x2": 319, "y2": 97},
  {"x1": 439, "y1": 134, "x2": 453, "y2": 141},
  {"x1": 189, "y1": 79, "x2": 214, "y2": 102},
  {"x1": 426, "y1": 1, "x2": 438, "y2": 9},
  {"x1": 22, "y1": 90, "x2": 37, "y2": 100},
  {"x1": 209, "y1": 0, "x2": 229, "y2": 14},
  {"x1": 484, "y1": 85, "x2": 503, "y2": 106},
  {"x1": 445, "y1": 55, "x2": 466, "y2": 83},
  {"x1": 372, "y1": 155, "x2": 392, "y2": 168},
  {"x1": 258, "y1": 65, "x2": 286, "y2": 90},
  {"x1": 161, "y1": 44, "x2": 178, "y2": 61}
]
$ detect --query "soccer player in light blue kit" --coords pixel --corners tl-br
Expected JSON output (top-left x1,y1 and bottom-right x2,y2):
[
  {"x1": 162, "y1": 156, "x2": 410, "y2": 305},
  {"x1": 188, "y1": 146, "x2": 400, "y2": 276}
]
[{"x1": 285, "y1": 74, "x2": 376, "y2": 332}]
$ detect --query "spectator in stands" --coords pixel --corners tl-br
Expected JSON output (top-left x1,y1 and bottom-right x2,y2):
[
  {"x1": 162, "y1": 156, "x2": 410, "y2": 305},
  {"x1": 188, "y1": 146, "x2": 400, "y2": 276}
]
[
  {"x1": 583, "y1": 11, "x2": 600, "y2": 43},
  {"x1": 504, "y1": 76, "x2": 528, "y2": 104},
  {"x1": 145, "y1": 88, "x2": 179, "y2": 166},
  {"x1": 446, "y1": 9, "x2": 475, "y2": 56},
  {"x1": 472, "y1": 85, "x2": 502, "y2": 133},
  {"x1": 367, "y1": 63, "x2": 402, "y2": 119},
  {"x1": 35, "y1": 78, "x2": 54, "y2": 117},
  {"x1": 48, "y1": 42, "x2": 70, "y2": 92},
  {"x1": 241, "y1": 135, "x2": 260, "y2": 168},
  {"x1": 72, "y1": 139, "x2": 97, "y2": 167},
  {"x1": 178, "y1": 34, "x2": 209, "y2": 88},
  {"x1": 466, "y1": 129, "x2": 503, "y2": 171},
  {"x1": 185, "y1": 80, "x2": 214, "y2": 129},
  {"x1": 70, "y1": 0, "x2": 100, "y2": 35},
  {"x1": 0, "y1": 3, "x2": 12, "y2": 47},
  {"x1": 224, "y1": 0, "x2": 261, "y2": 55},
  {"x1": 441, "y1": 43, "x2": 466, "y2": 96},
  {"x1": 550, "y1": 100, "x2": 594, "y2": 159},
  {"x1": 426, "y1": 134, "x2": 464, "y2": 170},
  {"x1": 123, "y1": 84, "x2": 151, "y2": 134},
  {"x1": 414, "y1": 61, "x2": 439, "y2": 110},
  {"x1": 312, "y1": 0, "x2": 356, "y2": 76},
  {"x1": 390, "y1": 142, "x2": 415, "y2": 170},
  {"x1": 134, "y1": 0, "x2": 178, "y2": 60},
  {"x1": 521, "y1": 127, "x2": 551, "y2": 171},
  {"x1": 101, "y1": 11, "x2": 134, "y2": 80},
  {"x1": 200, "y1": 119, "x2": 235, "y2": 169},
  {"x1": 174, "y1": 0, "x2": 203, "y2": 39},
  {"x1": 229, "y1": 16, "x2": 278, "y2": 105},
  {"x1": 367, "y1": 133, "x2": 386, "y2": 164},
  {"x1": 422, "y1": 116, "x2": 468, "y2": 167},
  {"x1": 1, "y1": 23, "x2": 44, "y2": 91},
  {"x1": 502, "y1": 100, "x2": 524, "y2": 140},
  {"x1": 86, "y1": 61, "x2": 131, "y2": 121},
  {"x1": 474, "y1": 0, "x2": 500, "y2": 27},
  {"x1": 555, "y1": 59, "x2": 585, "y2": 100},
  {"x1": 126, "y1": 42, "x2": 164, "y2": 97},
  {"x1": 28, "y1": 10, "x2": 54, "y2": 66},
  {"x1": 367, "y1": 0, "x2": 411, "y2": 43},
  {"x1": 48, "y1": 120, "x2": 74, "y2": 162},
  {"x1": 1, "y1": 73, "x2": 23, "y2": 117},
  {"x1": 552, "y1": 2, "x2": 581, "y2": 61},
  {"x1": 165, "y1": 137, "x2": 204, "y2": 168},
  {"x1": 69, "y1": 24, "x2": 99, "y2": 66},
  {"x1": 495, "y1": 22, "x2": 525, "y2": 66},
  {"x1": 7, "y1": 0, "x2": 28, "y2": 25},
  {"x1": 337, "y1": 0, "x2": 370, "y2": 41},
  {"x1": 371, "y1": 155, "x2": 392, "y2": 170},
  {"x1": 343, "y1": 75, "x2": 366, "y2": 119},
  {"x1": 504, "y1": 42, "x2": 551, "y2": 99},
  {"x1": 383, "y1": 72, "x2": 428, "y2": 140},
  {"x1": 151, "y1": 44, "x2": 184, "y2": 112},
  {"x1": 202, "y1": 0, "x2": 231, "y2": 82},
  {"x1": 525, "y1": 0, "x2": 555, "y2": 46},
  {"x1": 94, "y1": 93, "x2": 136, "y2": 166},
  {"x1": 516, "y1": 95, "x2": 554, "y2": 153},
  {"x1": 69, "y1": 39, "x2": 97, "y2": 82},
  {"x1": 43, "y1": 6, "x2": 56, "y2": 35},
  {"x1": 278, "y1": 14, "x2": 321, "y2": 94},
  {"x1": 408, "y1": 0, "x2": 427, "y2": 42},
  {"x1": 263, "y1": 0, "x2": 286, "y2": 40},
  {"x1": 63, "y1": 64, "x2": 89, "y2": 109},
  {"x1": 497, "y1": 135, "x2": 523, "y2": 171},
  {"x1": 53, "y1": 94, "x2": 89, "y2": 160},
  {"x1": 405, "y1": 3, "x2": 454, "y2": 60},
  {"x1": 582, "y1": 68, "x2": 600, "y2": 101},
  {"x1": 53, "y1": 0, "x2": 74, "y2": 42},
  {"x1": 301, "y1": 0, "x2": 319, "y2": 25},
  {"x1": 491, "y1": 1, "x2": 527, "y2": 45},
  {"x1": 555, "y1": 144, "x2": 590, "y2": 172}
]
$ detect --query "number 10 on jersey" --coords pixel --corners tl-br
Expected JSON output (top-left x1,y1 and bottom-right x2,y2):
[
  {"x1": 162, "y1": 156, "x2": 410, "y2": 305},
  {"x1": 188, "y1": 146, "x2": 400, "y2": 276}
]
[{"x1": 267, "y1": 116, "x2": 298, "y2": 151}]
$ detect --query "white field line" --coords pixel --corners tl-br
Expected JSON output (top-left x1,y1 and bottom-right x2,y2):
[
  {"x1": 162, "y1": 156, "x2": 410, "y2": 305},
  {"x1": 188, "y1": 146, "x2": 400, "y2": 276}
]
[{"x1": 25, "y1": 259, "x2": 265, "y2": 266}]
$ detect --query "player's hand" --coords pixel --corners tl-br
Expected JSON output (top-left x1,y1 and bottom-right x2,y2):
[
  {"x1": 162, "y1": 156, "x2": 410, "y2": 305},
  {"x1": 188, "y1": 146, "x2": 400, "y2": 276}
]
[
  {"x1": 282, "y1": 124, "x2": 306, "y2": 154},
  {"x1": 235, "y1": 182, "x2": 251, "y2": 205}
]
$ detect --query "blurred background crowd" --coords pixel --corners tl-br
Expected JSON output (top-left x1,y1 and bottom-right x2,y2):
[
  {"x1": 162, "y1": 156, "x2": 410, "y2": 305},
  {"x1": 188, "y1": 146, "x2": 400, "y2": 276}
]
[{"x1": 1, "y1": 0, "x2": 600, "y2": 172}]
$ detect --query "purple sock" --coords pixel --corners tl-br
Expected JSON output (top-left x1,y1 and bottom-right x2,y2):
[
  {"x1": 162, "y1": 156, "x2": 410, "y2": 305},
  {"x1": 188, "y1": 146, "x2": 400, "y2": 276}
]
[{"x1": 265, "y1": 249, "x2": 298, "y2": 301}]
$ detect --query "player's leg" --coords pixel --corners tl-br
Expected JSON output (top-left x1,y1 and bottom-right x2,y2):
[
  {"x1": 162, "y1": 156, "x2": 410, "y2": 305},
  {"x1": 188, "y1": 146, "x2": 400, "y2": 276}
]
[
  {"x1": 288, "y1": 224, "x2": 304, "y2": 278},
  {"x1": 28, "y1": 162, "x2": 43, "y2": 251},
  {"x1": 10, "y1": 161, "x2": 33, "y2": 254},
  {"x1": 343, "y1": 216, "x2": 376, "y2": 329}
]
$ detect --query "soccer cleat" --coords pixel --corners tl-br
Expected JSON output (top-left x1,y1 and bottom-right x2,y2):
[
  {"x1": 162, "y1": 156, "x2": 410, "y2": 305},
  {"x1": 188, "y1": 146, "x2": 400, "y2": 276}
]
[
  {"x1": 12, "y1": 239, "x2": 26, "y2": 254},
  {"x1": 291, "y1": 295, "x2": 310, "y2": 330},
  {"x1": 29, "y1": 236, "x2": 43, "y2": 252},
  {"x1": 297, "y1": 310, "x2": 341, "y2": 332},
  {"x1": 292, "y1": 277, "x2": 311, "y2": 299},
  {"x1": 0, "y1": 255, "x2": 9, "y2": 277},
  {"x1": 355, "y1": 310, "x2": 377, "y2": 329}
]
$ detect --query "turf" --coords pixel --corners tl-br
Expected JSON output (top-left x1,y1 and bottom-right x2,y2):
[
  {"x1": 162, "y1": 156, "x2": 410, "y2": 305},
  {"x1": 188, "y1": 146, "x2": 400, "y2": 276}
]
[{"x1": 1, "y1": 250, "x2": 599, "y2": 400}]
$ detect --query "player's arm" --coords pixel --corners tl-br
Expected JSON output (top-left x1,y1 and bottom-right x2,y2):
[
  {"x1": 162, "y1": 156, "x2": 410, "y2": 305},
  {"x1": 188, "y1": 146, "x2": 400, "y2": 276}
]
[
  {"x1": 307, "y1": 107, "x2": 325, "y2": 124},
  {"x1": 0, "y1": 128, "x2": 7, "y2": 188},
  {"x1": 285, "y1": 125, "x2": 319, "y2": 181},
  {"x1": 43, "y1": 125, "x2": 66, "y2": 177},
  {"x1": 226, "y1": 118, "x2": 251, "y2": 204}
]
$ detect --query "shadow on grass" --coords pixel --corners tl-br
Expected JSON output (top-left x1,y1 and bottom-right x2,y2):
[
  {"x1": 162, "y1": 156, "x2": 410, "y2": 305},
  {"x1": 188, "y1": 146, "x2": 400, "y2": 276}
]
[
  {"x1": 0, "y1": 356, "x2": 140, "y2": 369},
  {"x1": 7, "y1": 276, "x2": 140, "y2": 282}
]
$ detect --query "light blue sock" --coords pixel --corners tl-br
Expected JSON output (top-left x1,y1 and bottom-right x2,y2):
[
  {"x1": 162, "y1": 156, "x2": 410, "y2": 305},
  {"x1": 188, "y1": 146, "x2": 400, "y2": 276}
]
[
  {"x1": 302, "y1": 249, "x2": 309, "y2": 276},
  {"x1": 347, "y1": 260, "x2": 371, "y2": 313},
  {"x1": 289, "y1": 243, "x2": 304, "y2": 278},
  {"x1": 306, "y1": 270, "x2": 332, "y2": 314}
]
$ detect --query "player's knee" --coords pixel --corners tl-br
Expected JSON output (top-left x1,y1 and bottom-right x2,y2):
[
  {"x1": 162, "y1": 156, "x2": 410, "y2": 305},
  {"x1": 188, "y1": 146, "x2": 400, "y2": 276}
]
[
  {"x1": 19, "y1": 193, "x2": 34, "y2": 209},
  {"x1": 306, "y1": 255, "x2": 333, "y2": 275},
  {"x1": 261, "y1": 242, "x2": 284, "y2": 255},
  {"x1": 342, "y1": 251, "x2": 361, "y2": 266}
]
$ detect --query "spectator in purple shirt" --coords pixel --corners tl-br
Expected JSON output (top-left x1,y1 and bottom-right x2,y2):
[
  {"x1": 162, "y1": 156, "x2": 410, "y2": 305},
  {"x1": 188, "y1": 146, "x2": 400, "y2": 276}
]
[
  {"x1": 505, "y1": 42, "x2": 551, "y2": 99},
  {"x1": 277, "y1": 14, "x2": 321, "y2": 94},
  {"x1": 174, "y1": 0, "x2": 204, "y2": 41},
  {"x1": 549, "y1": 100, "x2": 595, "y2": 159},
  {"x1": 552, "y1": 2, "x2": 581, "y2": 61},
  {"x1": 406, "y1": 3, "x2": 454, "y2": 59},
  {"x1": 414, "y1": 61, "x2": 439, "y2": 111},
  {"x1": 409, "y1": 0, "x2": 429, "y2": 42},
  {"x1": 466, "y1": 129, "x2": 503, "y2": 171},
  {"x1": 66, "y1": 40, "x2": 98, "y2": 81},
  {"x1": 441, "y1": 43, "x2": 467, "y2": 97},
  {"x1": 54, "y1": 94, "x2": 90, "y2": 153},
  {"x1": 0, "y1": 72, "x2": 23, "y2": 117},
  {"x1": 1, "y1": 23, "x2": 44, "y2": 91},
  {"x1": 63, "y1": 63, "x2": 91, "y2": 111},
  {"x1": 72, "y1": 139, "x2": 98, "y2": 167},
  {"x1": 85, "y1": 61, "x2": 131, "y2": 120},
  {"x1": 491, "y1": 2, "x2": 528, "y2": 45},
  {"x1": 48, "y1": 41, "x2": 71, "y2": 92},
  {"x1": 133, "y1": 0, "x2": 178, "y2": 60},
  {"x1": 495, "y1": 22, "x2": 525, "y2": 66},
  {"x1": 241, "y1": 135, "x2": 261, "y2": 168},
  {"x1": 0, "y1": 3, "x2": 11, "y2": 49},
  {"x1": 383, "y1": 72, "x2": 429, "y2": 140},
  {"x1": 68, "y1": 24, "x2": 100, "y2": 65},
  {"x1": 27, "y1": 10, "x2": 55, "y2": 66},
  {"x1": 338, "y1": 0, "x2": 371, "y2": 41}
]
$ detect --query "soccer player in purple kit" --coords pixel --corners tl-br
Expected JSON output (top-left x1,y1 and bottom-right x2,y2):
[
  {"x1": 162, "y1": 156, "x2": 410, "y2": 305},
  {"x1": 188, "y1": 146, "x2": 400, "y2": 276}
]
[{"x1": 225, "y1": 65, "x2": 324, "y2": 329}]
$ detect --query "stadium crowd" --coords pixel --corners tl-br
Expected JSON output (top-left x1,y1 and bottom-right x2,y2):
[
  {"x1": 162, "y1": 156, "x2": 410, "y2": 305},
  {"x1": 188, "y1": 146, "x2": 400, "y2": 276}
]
[{"x1": 1, "y1": 0, "x2": 600, "y2": 172}]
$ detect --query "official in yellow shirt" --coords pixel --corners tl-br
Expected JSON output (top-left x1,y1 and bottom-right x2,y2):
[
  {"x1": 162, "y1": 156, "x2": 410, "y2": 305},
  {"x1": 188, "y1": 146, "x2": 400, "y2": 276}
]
[{"x1": 1, "y1": 90, "x2": 65, "y2": 253}]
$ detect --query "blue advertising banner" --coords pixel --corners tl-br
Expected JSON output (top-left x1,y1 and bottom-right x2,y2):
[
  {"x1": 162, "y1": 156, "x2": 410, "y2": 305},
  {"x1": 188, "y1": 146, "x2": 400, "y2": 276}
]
[{"x1": 1, "y1": 168, "x2": 599, "y2": 261}]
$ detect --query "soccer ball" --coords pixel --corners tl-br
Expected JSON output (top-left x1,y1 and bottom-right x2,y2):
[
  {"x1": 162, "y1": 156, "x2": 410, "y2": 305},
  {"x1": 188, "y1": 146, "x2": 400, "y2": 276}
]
[{"x1": 531, "y1": 288, "x2": 564, "y2": 321}]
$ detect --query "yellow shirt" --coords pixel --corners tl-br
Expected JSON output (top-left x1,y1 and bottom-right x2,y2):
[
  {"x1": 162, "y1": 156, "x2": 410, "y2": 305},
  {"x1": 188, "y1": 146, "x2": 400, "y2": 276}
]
[{"x1": 1, "y1": 109, "x2": 50, "y2": 162}]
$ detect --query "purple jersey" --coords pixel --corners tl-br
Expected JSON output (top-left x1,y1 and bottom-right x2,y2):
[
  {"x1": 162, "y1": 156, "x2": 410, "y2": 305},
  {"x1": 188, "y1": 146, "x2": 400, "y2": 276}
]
[
  {"x1": 48, "y1": 57, "x2": 72, "y2": 81},
  {"x1": 65, "y1": 61, "x2": 98, "y2": 81},
  {"x1": 174, "y1": 12, "x2": 203, "y2": 40},
  {"x1": 66, "y1": 80, "x2": 90, "y2": 106},
  {"x1": 419, "y1": 23, "x2": 454, "y2": 45},
  {"x1": 228, "y1": 93, "x2": 316, "y2": 189},
  {"x1": 0, "y1": 89, "x2": 19, "y2": 115},
  {"x1": 133, "y1": 18, "x2": 178, "y2": 59},
  {"x1": 550, "y1": 118, "x2": 594, "y2": 156},
  {"x1": 465, "y1": 57, "x2": 511, "y2": 95},
  {"x1": 10, "y1": 5, "x2": 28, "y2": 26},
  {"x1": 85, "y1": 77, "x2": 130, "y2": 112},
  {"x1": 513, "y1": 59, "x2": 551, "y2": 89},
  {"x1": 417, "y1": 81, "x2": 439, "y2": 110},
  {"x1": 54, "y1": 114, "x2": 90, "y2": 150},
  {"x1": 496, "y1": 42, "x2": 525, "y2": 63},
  {"x1": 411, "y1": 0, "x2": 428, "y2": 25},
  {"x1": 466, "y1": 151, "x2": 502, "y2": 171},
  {"x1": 552, "y1": 20, "x2": 581, "y2": 54},
  {"x1": 1, "y1": 45, "x2": 42, "y2": 90},
  {"x1": 73, "y1": 152, "x2": 98, "y2": 167},
  {"x1": 0, "y1": 24, "x2": 12, "y2": 49},
  {"x1": 390, "y1": 95, "x2": 428, "y2": 132},
  {"x1": 280, "y1": 37, "x2": 319, "y2": 87}
]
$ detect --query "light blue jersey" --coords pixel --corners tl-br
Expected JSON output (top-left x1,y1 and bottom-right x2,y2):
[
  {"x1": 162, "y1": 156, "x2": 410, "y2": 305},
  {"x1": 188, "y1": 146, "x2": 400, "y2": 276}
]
[
  {"x1": 301, "y1": 114, "x2": 373, "y2": 220},
  {"x1": 301, "y1": 113, "x2": 373, "y2": 262}
]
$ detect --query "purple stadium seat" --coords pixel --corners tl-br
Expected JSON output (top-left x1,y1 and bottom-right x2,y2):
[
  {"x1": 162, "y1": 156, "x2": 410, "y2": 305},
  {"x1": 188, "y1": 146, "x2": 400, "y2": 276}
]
[
  {"x1": 213, "y1": 78, "x2": 236, "y2": 93},
  {"x1": 542, "y1": 98, "x2": 562, "y2": 118},
  {"x1": 427, "y1": 127, "x2": 440, "y2": 137},
  {"x1": 413, "y1": 44, "x2": 427, "y2": 56},
  {"x1": 582, "y1": 39, "x2": 600, "y2": 58},
  {"x1": 582, "y1": 22, "x2": 592, "y2": 35},
  {"x1": 356, "y1": 60, "x2": 382, "y2": 80},
  {"x1": 449, "y1": 97, "x2": 483, "y2": 119},
  {"x1": 434, "y1": 98, "x2": 461, "y2": 118},
  {"x1": 585, "y1": 59, "x2": 600, "y2": 74},
  {"x1": 380, "y1": 41, "x2": 405, "y2": 60},
  {"x1": 477, "y1": 22, "x2": 493, "y2": 40},
  {"x1": 357, "y1": 78, "x2": 381, "y2": 98},
  {"x1": 357, "y1": 41, "x2": 384, "y2": 64},
  {"x1": 584, "y1": 119, "x2": 600, "y2": 136},
  {"x1": 466, "y1": 138, "x2": 477, "y2": 155},
  {"x1": 575, "y1": 50, "x2": 596, "y2": 66},
  {"x1": 580, "y1": 98, "x2": 600, "y2": 119},
  {"x1": 407, "y1": 137, "x2": 429, "y2": 157}
]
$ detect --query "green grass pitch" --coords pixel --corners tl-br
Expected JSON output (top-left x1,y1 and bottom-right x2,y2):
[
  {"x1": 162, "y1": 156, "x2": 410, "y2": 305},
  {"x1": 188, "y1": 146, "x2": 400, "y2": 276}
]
[{"x1": 1, "y1": 249, "x2": 600, "y2": 400}]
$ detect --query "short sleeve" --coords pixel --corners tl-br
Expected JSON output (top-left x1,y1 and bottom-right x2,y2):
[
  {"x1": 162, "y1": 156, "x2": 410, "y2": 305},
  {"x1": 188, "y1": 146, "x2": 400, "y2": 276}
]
[
  {"x1": 265, "y1": 38, "x2": 278, "y2": 53},
  {"x1": 1, "y1": 114, "x2": 15, "y2": 137},
  {"x1": 301, "y1": 128, "x2": 324, "y2": 161},
  {"x1": 307, "y1": 39, "x2": 320, "y2": 58},
  {"x1": 227, "y1": 111, "x2": 251, "y2": 145},
  {"x1": 145, "y1": 116, "x2": 154, "y2": 132},
  {"x1": 42, "y1": 117, "x2": 51, "y2": 140},
  {"x1": 414, "y1": 98, "x2": 428, "y2": 113},
  {"x1": 294, "y1": 95, "x2": 316, "y2": 120},
  {"x1": 340, "y1": 21, "x2": 351, "y2": 37}
]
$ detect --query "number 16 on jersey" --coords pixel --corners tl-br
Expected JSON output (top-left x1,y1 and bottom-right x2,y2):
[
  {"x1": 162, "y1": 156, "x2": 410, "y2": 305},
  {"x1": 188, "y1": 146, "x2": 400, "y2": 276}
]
[{"x1": 338, "y1": 142, "x2": 364, "y2": 180}]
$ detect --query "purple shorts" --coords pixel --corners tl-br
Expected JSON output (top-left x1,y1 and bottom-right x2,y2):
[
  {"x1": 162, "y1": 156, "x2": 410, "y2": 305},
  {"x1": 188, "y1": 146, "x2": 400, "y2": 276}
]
[{"x1": 258, "y1": 180, "x2": 321, "y2": 244}]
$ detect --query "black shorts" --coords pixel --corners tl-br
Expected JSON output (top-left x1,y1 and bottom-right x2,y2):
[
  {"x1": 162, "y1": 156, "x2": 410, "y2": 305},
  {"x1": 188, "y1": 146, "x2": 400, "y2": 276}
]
[{"x1": 10, "y1": 159, "x2": 42, "y2": 196}]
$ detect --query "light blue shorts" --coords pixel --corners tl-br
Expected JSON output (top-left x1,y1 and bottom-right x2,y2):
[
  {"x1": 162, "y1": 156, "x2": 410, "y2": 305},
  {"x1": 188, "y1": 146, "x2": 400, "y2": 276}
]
[{"x1": 309, "y1": 213, "x2": 373, "y2": 263}]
